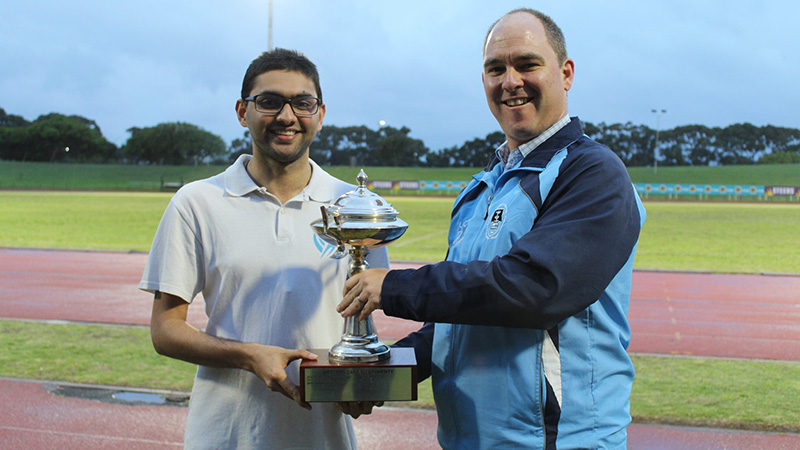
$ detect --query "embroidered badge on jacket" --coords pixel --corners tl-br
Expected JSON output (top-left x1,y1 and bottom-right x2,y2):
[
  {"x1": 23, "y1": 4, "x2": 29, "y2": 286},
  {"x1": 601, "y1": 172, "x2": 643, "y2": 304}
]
[
  {"x1": 486, "y1": 204, "x2": 507, "y2": 239},
  {"x1": 452, "y1": 220, "x2": 469, "y2": 247}
]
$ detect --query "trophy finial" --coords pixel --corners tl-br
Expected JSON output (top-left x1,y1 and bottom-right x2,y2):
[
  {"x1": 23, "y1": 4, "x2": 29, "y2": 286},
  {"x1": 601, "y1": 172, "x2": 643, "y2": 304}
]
[{"x1": 357, "y1": 169, "x2": 368, "y2": 188}]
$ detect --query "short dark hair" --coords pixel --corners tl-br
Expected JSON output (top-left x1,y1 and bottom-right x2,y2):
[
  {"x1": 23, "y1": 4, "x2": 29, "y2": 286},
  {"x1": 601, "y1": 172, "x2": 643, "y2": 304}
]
[
  {"x1": 483, "y1": 8, "x2": 568, "y2": 64},
  {"x1": 240, "y1": 48, "x2": 323, "y2": 100}
]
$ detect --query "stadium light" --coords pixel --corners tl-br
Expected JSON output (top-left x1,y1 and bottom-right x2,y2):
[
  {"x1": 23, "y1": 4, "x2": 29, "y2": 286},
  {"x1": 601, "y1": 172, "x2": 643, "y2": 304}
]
[
  {"x1": 651, "y1": 109, "x2": 667, "y2": 174},
  {"x1": 268, "y1": 0, "x2": 274, "y2": 50}
]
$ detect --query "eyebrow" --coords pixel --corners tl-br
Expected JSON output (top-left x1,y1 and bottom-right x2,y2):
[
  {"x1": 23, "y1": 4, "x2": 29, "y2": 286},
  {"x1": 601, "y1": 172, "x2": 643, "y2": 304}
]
[
  {"x1": 483, "y1": 52, "x2": 546, "y2": 69},
  {"x1": 254, "y1": 89, "x2": 315, "y2": 98}
]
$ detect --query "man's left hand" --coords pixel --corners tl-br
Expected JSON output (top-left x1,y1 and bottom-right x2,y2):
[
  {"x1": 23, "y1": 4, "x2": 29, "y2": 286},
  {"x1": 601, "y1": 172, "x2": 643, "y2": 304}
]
[
  {"x1": 337, "y1": 401, "x2": 384, "y2": 419},
  {"x1": 339, "y1": 268, "x2": 390, "y2": 321}
]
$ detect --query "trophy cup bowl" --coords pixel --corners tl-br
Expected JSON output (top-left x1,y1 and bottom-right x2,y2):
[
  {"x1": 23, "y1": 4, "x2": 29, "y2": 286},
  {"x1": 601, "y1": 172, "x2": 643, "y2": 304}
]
[{"x1": 301, "y1": 170, "x2": 417, "y2": 403}]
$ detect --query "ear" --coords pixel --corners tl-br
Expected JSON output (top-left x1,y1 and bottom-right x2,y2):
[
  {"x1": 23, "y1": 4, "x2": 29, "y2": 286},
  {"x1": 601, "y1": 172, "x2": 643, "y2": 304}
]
[
  {"x1": 562, "y1": 58, "x2": 575, "y2": 92},
  {"x1": 315, "y1": 102, "x2": 326, "y2": 132},
  {"x1": 235, "y1": 99, "x2": 248, "y2": 127}
]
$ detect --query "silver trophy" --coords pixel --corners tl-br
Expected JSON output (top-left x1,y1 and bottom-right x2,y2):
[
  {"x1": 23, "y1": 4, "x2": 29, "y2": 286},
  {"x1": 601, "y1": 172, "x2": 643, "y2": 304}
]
[{"x1": 310, "y1": 169, "x2": 408, "y2": 363}]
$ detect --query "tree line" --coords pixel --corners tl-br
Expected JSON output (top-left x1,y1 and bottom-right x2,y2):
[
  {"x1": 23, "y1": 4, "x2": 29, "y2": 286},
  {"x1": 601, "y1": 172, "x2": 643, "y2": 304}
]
[{"x1": 2, "y1": 107, "x2": 799, "y2": 167}]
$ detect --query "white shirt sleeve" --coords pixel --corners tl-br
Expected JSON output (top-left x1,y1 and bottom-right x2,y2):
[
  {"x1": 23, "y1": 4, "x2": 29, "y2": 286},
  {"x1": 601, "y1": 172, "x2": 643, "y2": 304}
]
[{"x1": 138, "y1": 195, "x2": 205, "y2": 303}]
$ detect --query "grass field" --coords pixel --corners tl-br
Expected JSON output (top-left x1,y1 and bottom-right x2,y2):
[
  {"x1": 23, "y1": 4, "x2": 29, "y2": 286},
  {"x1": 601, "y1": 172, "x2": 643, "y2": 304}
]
[
  {"x1": 2, "y1": 160, "x2": 799, "y2": 191},
  {"x1": 1, "y1": 164, "x2": 799, "y2": 433},
  {"x1": 1, "y1": 319, "x2": 798, "y2": 432},
  {"x1": 1, "y1": 191, "x2": 798, "y2": 273}
]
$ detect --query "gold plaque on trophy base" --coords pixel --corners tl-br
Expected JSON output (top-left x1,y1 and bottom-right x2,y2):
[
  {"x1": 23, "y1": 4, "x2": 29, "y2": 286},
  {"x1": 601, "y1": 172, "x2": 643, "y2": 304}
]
[{"x1": 300, "y1": 347, "x2": 417, "y2": 403}]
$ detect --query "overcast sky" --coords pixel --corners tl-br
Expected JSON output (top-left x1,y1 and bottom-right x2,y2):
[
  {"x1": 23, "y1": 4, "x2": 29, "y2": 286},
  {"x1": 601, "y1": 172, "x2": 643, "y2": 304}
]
[{"x1": 1, "y1": 0, "x2": 798, "y2": 152}]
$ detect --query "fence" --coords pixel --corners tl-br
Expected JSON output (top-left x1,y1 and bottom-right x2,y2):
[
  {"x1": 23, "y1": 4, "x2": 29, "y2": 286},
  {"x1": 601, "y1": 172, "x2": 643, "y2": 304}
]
[
  {"x1": 367, "y1": 180, "x2": 800, "y2": 201},
  {"x1": 634, "y1": 184, "x2": 800, "y2": 201}
]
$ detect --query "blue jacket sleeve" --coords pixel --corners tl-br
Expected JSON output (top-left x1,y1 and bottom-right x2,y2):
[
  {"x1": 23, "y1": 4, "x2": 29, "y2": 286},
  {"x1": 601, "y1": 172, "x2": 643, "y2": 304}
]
[
  {"x1": 381, "y1": 143, "x2": 642, "y2": 330},
  {"x1": 391, "y1": 322, "x2": 434, "y2": 381}
]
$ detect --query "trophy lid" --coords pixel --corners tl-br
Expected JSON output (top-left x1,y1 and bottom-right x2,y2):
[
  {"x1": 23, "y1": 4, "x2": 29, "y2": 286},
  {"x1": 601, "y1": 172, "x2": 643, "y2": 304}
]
[
  {"x1": 311, "y1": 169, "x2": 407, "y2": 251},
  {"x1": 326, "y1": 169, "x2": 398, "y2": 220}
]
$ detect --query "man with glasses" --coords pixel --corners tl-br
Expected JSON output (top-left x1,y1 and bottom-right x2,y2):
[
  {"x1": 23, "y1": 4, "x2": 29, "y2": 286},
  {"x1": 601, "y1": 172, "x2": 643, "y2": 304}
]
[
  {"x1": 339, "y1": 8, "x2": 645, "y2": 450},
  {"x1": 140, "y1": 48, "x2": 387, "y2": 449}
]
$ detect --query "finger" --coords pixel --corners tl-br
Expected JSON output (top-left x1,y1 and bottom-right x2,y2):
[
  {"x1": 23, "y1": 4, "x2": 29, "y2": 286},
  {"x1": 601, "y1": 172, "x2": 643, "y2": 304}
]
[
  {"x1": 337, "y1": 285, "x2": 361, "y2": 313},
  {"x1": 279, "y1": 378, "x2": 312, "y2": 411},
  {"x1": 294, "y1": 349, "x2": 319, "y2": 362},
  {"x1": 337, "y1": 402, "x2": 360, "y2": 418},
  {"x1": 343, "y1": 274, "x2": 359, "y2": 295},
  {"x1": 336, "y1": 293, "x2": 353, "y2": 313},
  {"x1": 357, "y1": 297, "x2": 374, "y2": 321},
  {"x1": 357, "y1": 293, "x2": 382, "y2": 321},
  {"x1": 358, "y1": 402, "x2": 374, "y2": 417},
  {"x1": 342, "y1": 294, "x2": 367, "y2": 319},
  {"x1": 337, "y1": 401, "x2": 371, "y2": 418},
  {"x1": 338, "y1": 291, "x2": 358, "y2": 316}
]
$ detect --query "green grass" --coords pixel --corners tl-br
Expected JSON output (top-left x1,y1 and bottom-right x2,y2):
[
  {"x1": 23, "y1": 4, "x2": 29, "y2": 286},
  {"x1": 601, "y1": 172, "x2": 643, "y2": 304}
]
[
  {"x1": 384, "y1": 197, "x2": 453, "y2": 262},
  {"x1": 627, "y1": 163, "x2": 800, "y2": 186},
  {"x1": 0, "y1": 191, "x2": 170, "y2": 251},
  {"x1": 0, "y1": 161, "x2": 223, "y2": 191},
  {"x1": 1, "y1": 191, "x2": 798, "y2": 273},
  {"x1": 1, "y1": 180, "x2": 799, "y2": 432},
  {"x1": 634, "y1": 202, "x2": 800, "y2": 273},
  {"x1": 630, "y1": 355, "x2": 800, "y2": 432},
  {"x1": 0, "y1": 320, "x2": 196, "y2": 390},
  {"x1": 2, "y1": 319, "x2": 798, "y2": 432},
  {"x1": 2, "y1": 160, "x2": 799, "y2": 191}
]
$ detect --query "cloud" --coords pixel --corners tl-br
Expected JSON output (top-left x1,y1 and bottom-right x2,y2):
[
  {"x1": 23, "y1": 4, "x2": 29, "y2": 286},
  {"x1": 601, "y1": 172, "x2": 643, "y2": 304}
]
[{"x1": 2, "y1": 0, "x2": 799, "y2": 153}]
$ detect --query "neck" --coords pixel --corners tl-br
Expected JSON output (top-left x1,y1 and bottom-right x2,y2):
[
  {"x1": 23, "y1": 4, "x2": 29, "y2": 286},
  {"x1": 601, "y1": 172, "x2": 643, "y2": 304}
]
[{"x1": 246, "y1": 153, "x2": 312, "y2": 204}]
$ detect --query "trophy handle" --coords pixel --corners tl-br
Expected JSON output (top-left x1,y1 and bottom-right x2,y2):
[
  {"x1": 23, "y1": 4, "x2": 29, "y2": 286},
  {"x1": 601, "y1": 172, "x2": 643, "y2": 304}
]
[{"x1": 320, "y1": 206, "x2": 347, "y2": 259}]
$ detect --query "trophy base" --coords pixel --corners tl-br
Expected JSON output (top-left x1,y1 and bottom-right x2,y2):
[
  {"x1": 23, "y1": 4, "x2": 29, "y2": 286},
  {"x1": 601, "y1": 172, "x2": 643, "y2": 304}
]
[
  {"x1": 300, "y1": 347, "x2": 417, "y2": 403},
  {"x1": 329, "y1": 337, "x2": 390, "y2": 363}
]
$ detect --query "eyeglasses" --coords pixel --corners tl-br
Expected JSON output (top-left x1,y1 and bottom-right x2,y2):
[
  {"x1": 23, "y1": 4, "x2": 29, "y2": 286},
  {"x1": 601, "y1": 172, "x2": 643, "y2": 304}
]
[{"x1": 242, "y1": 93, "x2": 321, "y2": 116}]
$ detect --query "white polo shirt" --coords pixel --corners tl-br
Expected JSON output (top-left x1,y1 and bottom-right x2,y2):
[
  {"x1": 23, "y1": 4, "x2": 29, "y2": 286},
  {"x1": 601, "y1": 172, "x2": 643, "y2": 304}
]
[{"x1": 140, "y1": 154, "x2": 389, "y2": 450}]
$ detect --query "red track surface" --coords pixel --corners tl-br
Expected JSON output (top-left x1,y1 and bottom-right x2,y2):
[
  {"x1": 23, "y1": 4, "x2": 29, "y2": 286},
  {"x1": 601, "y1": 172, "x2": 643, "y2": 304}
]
[
  {"x1": 3, "y1": 249, "x2": 798, "y2": 361},
  {"x1": 2, "y1": 248, "x2": 799, "y2": 449}
]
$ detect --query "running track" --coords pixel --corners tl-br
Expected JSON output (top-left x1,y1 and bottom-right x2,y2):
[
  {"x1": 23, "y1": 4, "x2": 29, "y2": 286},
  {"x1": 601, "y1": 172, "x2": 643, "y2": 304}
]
[
  {"x1": 2, "y1": 248, "x2": 799, "y2": 449},
  {"x1": 2, "y1": 248, "x2": 798, "y2": 361}
]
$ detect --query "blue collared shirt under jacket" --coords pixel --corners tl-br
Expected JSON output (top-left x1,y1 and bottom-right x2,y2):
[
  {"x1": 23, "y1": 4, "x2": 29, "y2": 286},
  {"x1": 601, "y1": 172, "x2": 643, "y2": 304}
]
[{"x1": 384, "y1": 117, "x2": 646, "y2": 450}]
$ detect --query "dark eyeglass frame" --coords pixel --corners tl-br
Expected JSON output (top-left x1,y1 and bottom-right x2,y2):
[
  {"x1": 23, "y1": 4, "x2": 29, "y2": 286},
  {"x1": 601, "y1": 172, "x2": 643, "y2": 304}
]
[{"x1": 242, "y1": 93, "x2": 322, "y2": 117}]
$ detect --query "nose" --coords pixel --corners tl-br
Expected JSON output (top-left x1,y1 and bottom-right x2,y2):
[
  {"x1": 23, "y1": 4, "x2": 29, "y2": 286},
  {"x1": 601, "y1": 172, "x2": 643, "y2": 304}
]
[
  {"x1": 502, "y1": 68, "x2": 523, "y2": 91},
  {"x1": 275, "y1": 102, "x2": 297, "y2": 123}
]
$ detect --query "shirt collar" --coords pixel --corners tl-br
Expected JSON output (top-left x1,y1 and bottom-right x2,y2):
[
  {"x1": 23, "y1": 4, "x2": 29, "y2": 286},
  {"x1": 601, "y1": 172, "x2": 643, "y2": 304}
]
[
  {"x1": 224, "y1": 154, "x2": 335, "y2": 203},
  {"x1": 224, "y1": 154, "x2": 260, "y2": 197},
  {"x1": 495, "y1": 115, "x2": 572, "y2": 170}
]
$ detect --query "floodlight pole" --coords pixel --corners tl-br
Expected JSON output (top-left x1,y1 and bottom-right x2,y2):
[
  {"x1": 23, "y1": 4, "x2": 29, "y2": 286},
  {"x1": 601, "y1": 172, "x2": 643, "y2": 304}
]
[
  {"x1": 651, "y1": 109, "x2": 666, "y2": 174},
  {"x1": 268, "y1": 0, "x2": 274, "y2": 50}
]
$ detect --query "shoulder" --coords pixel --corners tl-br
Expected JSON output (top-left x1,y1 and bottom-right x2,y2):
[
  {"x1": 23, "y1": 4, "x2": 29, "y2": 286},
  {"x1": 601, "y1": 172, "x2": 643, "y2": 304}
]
[
  {"x1": 165, "y1": 172, "x2": 228, "y2": 219},
  {"x1": 308, "y1": 160, "x2": 356, "y2": 199},
  {"x1": 172, "y1": 172, "x2": 225, "y2": 202},
  {"x1": 564, "y1": 135, "x2": 628, "y2": 177}
]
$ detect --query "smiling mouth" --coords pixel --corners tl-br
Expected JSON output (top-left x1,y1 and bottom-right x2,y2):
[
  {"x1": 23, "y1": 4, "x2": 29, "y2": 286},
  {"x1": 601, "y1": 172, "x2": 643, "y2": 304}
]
[
  {"x1": 503, "y1": 98, "x2": 531, "y2": 107},
  {"x1": 273, "y1": 130, "x2": 298, "y2": 136}
]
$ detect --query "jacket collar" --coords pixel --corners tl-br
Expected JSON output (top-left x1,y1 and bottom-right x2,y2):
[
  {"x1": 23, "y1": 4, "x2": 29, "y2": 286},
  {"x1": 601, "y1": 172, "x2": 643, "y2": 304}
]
[{"x1": 485, "y1": 116, "x2": 584, "y2": 171}]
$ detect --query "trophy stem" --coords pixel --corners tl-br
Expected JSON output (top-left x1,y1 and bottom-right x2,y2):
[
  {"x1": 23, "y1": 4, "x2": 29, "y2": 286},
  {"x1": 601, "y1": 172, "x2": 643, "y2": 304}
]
[{"x1": 329, "y1": 246, "x2": 391, "y2": 363}]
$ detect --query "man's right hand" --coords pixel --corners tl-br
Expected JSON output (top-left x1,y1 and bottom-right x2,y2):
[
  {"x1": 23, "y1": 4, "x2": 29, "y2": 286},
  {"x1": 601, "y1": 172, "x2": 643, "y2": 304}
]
[
  {"x1": 150, "y1": 291, "x2": 318, "y2": 411},
  {"x1": 244, "y1": 345, "x2": 318, "y2": 410}
]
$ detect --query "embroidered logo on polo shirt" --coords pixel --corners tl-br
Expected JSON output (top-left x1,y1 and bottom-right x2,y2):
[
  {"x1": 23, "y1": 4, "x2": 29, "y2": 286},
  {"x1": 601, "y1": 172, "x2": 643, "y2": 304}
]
[
  {"x1": 313, "y1": 234, "x2": 340, "y2": 258},
  {"x1": 486, "y1": 204, "x2": 507, "y2": 239}
]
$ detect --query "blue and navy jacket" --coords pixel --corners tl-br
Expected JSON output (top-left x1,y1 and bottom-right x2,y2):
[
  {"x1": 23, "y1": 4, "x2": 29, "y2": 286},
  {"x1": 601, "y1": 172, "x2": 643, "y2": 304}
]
[{"x1": 385, "y1": 118, "x2": 646, "y2": 449}]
